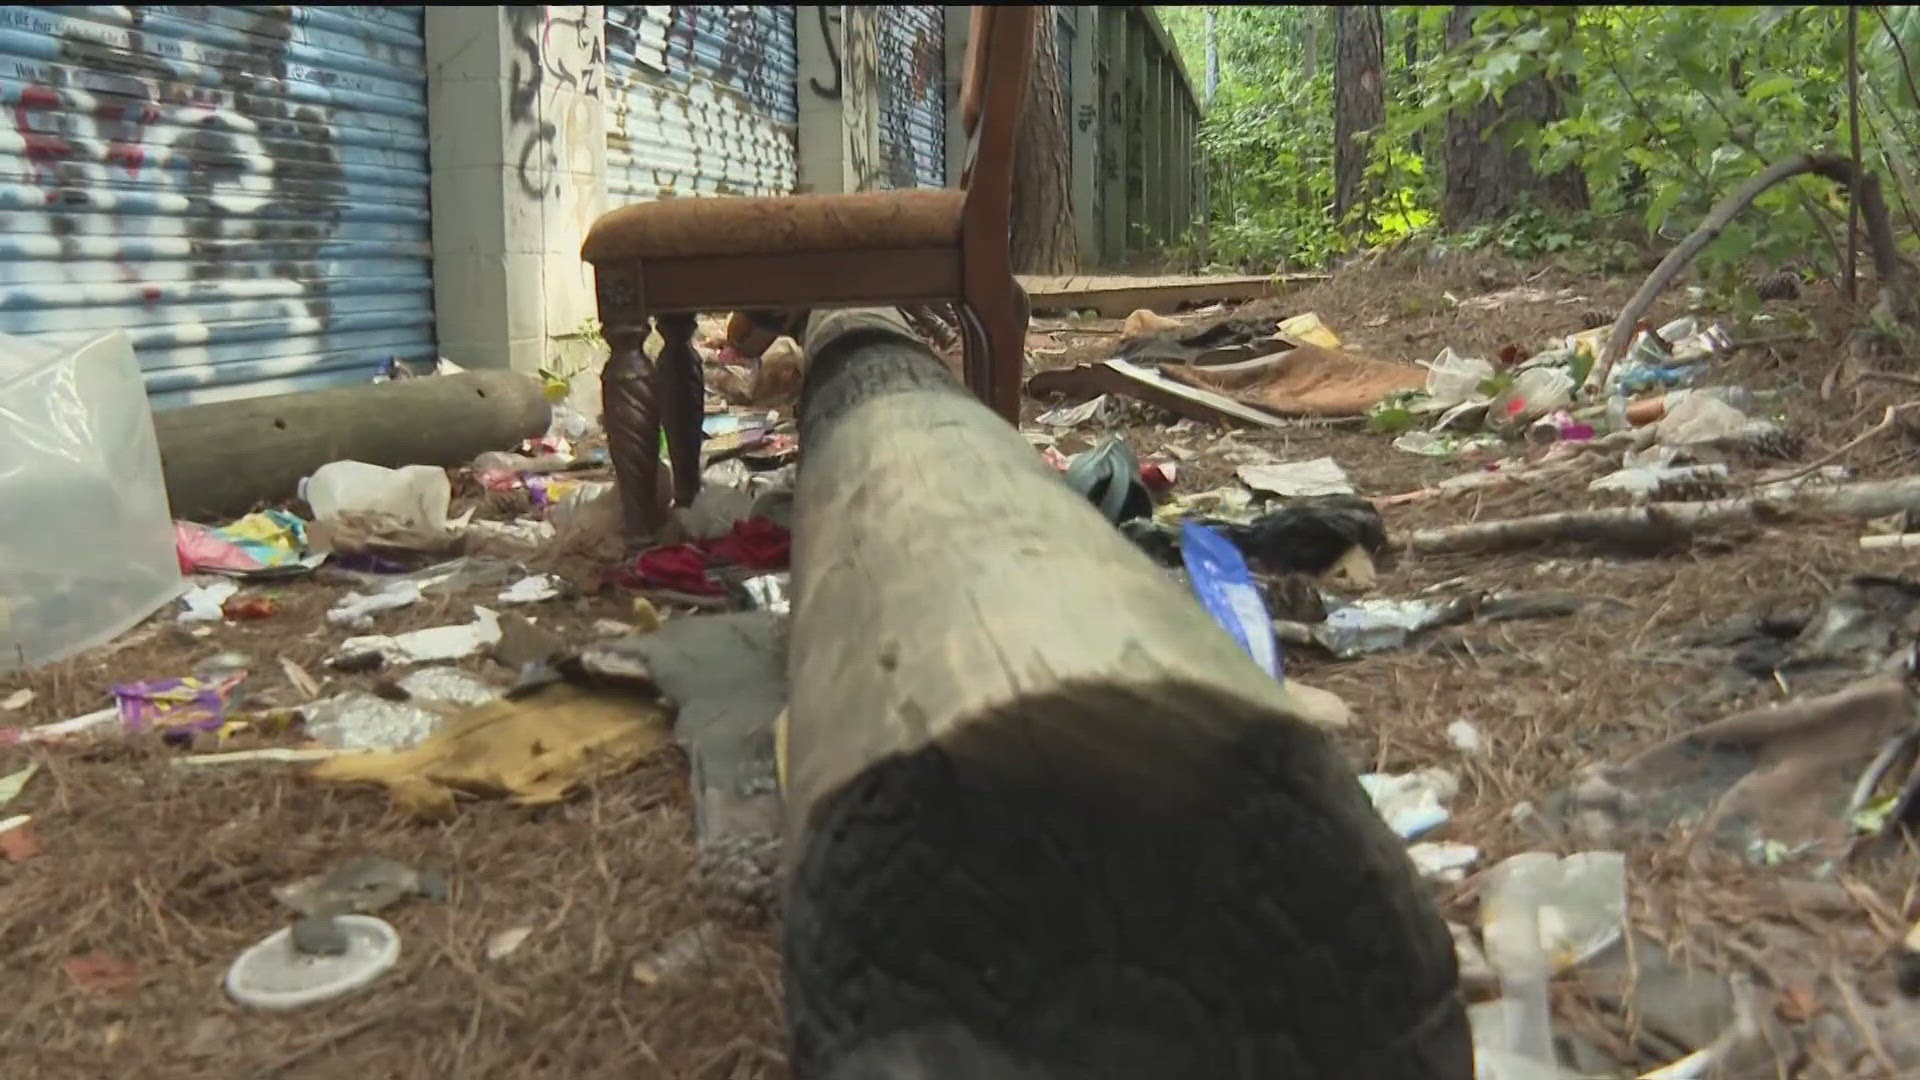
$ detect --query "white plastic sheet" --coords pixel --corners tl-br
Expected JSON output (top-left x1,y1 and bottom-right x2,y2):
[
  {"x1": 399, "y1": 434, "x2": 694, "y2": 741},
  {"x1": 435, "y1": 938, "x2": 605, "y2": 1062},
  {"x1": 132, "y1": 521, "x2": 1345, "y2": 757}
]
[{"x1": 0, "y1": 329, "x2": 182, "y2": 669}]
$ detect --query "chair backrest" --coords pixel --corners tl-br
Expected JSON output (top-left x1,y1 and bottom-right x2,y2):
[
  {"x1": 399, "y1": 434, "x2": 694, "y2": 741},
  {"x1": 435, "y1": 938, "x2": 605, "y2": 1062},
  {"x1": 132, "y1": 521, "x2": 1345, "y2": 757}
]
[{"x1": 957, "y1": 6, "x2": 1037, "y2": 230}]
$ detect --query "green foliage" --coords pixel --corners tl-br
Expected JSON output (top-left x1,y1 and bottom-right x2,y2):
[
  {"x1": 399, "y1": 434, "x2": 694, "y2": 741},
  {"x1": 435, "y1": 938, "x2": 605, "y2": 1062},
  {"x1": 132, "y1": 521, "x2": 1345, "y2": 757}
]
[{"x1": 1158, "y1": 4, "x2": 1920, "y2": 283}]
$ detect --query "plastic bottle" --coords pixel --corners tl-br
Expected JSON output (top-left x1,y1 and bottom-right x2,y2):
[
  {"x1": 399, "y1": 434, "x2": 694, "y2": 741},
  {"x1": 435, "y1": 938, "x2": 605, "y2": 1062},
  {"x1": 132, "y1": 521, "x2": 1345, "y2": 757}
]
[{"x1": 299, "y1": 461, "x2": 452, "y2": 531}]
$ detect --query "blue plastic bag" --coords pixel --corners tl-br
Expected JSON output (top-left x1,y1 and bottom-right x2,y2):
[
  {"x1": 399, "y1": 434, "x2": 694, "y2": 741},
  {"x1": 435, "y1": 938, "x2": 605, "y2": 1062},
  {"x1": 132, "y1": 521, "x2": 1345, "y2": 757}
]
[{"x1": 1180, "y1": 520, "x2": 1282, "y2": 680}]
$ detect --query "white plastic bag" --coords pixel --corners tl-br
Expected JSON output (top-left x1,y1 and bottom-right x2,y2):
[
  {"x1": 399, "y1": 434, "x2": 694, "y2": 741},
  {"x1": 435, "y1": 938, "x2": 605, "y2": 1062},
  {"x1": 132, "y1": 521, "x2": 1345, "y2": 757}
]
[
  {"x1": 1424, "y1": 347, "x2": 1495, "y2": 407},
  {"x1": 0, "y1": 330, "x2": 182, "y2": 670},
  {"x1": 1492, "y1": 367, "x2": 1576, "y2": 426},
  {"x1": 300, "y1": 461, "x2": 452, "y2": 533}
]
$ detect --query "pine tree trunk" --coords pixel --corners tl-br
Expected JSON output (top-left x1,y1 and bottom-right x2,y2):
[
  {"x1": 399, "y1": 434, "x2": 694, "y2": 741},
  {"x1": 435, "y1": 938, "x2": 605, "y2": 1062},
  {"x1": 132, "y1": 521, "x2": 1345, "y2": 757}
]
[
  {"x1": 1333, "y1": 7, "x2": 1386, "y2": 233},
  {"x1": 1010, "y1": 10, "x2": 1078, "y2": 274},
  {"x1": 1440, "y1": 6, "x2": 1589, "y2": 231}
]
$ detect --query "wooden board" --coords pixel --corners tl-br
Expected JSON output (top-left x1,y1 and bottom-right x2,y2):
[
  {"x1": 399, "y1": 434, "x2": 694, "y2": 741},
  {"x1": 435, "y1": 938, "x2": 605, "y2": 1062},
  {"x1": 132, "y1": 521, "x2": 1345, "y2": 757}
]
[{"x1": 1018, "y1": 272, "x2": 1325, "y2": 317}]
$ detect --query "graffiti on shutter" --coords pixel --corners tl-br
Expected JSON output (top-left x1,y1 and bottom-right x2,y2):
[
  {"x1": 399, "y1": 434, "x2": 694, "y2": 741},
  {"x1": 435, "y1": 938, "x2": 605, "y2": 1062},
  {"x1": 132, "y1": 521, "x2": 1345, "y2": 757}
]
[
  {"x1": 603, "y1": 5, "x2": 799, "y2": 203},
  {"x1": 0, "y1": 5, "x2": 435, "y2": 406},
  {"x1": 874, "y1": 6, "x2": 944, "y2": 190}
]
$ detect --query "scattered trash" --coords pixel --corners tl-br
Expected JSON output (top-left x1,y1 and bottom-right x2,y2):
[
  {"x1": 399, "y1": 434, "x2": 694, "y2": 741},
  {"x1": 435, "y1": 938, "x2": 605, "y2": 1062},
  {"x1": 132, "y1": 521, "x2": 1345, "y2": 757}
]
[
  {"x1": 1, "y1": 814, "x2": 38, "y2": 862},
  {"x1": 738, "y1": 573, "x2": 790, "y2": 615},
  {"x1": 1182, "y1": 520, "x2": 1281, "y2": 680},
  {"x1": 1126, "y1": 495, "x2": 1388, "y2": 578},
  {"x1": 1064, "y1": 436, "x2": 1154, "y2": 524},
  {"x1": 1550, "y1": 671, "x2": 1919, "y2": 863},
  {"x1": 1391, "y1": 431, "x2": 1505, "y2": 458},
  {"x1": 222, "y1": 595, "x2": 279, "y2": 621},
  {"x1": 1448, "y1": 720, "x2": 1486, "y2": 753},
  {"x1": 64, "y1": 952, "x2": 140, "y2": 996},
  {"x1": 1027, "y1": 359, "x2": 1296, "y2": 430},
  {"x1": 1473, "y1": 851, "x2": 1627, "y2": 1078},
  {"x1": 1423, "y1": 347, "x2": 1497, "y2": 409},
  {"x1": 1408, "y1": 840, "x2": 1480, "y2": 883},
  {"x1": 1652, "y1": 392, "x2": 1752, "y2": 447},
  {"x1": 1480, "y1": 850, "x2": 1627, "y2": 975},
  {"x1": 173, "y1": 748, "x2": 339, "y2": 769},
  {"x1": 1311, "y1": 597, "x2": 1466, "y2": 659},
  {"x1": 0, "y1": 762, "x2": 37, "y2": 806},
  {"x1": 334, "y1": 606, "x2": 503, "y2": 668},
  {"x1": 311, "y1": 680, "x2": 672, "y2": 818},
  {"x1": 327, "y1": 580, "x2": 425, "y2": 628},
  {"x1": 274, "y1": 855, "x2": 449, "y2": 918},
  {"x1": 1590, "y1": 450, "x2": 1729, "y2": 501},
  {"x1": 225, "y1": 914, "x2": 400, "y2": 1010},
  {"x1": 617, "y1": 519, "x2": 790, "y2": 597},
  {"x1": 301, "y1": 460, "x2": 453, "y2": 533},
  {"x1": 1274, "y1": 311, "x2": 1341, "y2": 349},
  {"x1": 487, "y1": 926, "x2": 534, "y2": 961},
  {"x1": 1453, "y1": 285, "x2": 1588, "y2": 312},
  {"x1": 0, "y1": 688, "x2": 31, "y2": 711},
  {"x1": 1236, "y1": 455, "x2": 1355, "y2": 498},
  {"x1": 1036, "y1": 394, "x2": 1109, "y2": 428},
  {"x1": 112, "y1": 671, "x2": 248, "y2": 740},
  {"x1": 1358, "y1": 768, "x2": 1460, "y2": 840},
  {"x1": 498, "y1": 575, "x2": 562, "y2": 605},
  {"x1": 176, "y1": 510, "x2": 325, "y2": 579},
  {"x1": 1491, "y1": 367, "x2": 1577, "y2": 428},
  {"x1": 178, "y1": 579, "x2": 241, "y2": 622},
  {"x1": 631, "y1": 922, "x2": 723, "y2": 986},
  {"x1": 1522, "y1": 410, "x2": 1595, "y2": 446},
  {"x1": 303, "y1": 667, "x2": 498, "y2": 752},
  {"x1": 1116, "y1": 314, "x2": 1278, "y2": 365}
]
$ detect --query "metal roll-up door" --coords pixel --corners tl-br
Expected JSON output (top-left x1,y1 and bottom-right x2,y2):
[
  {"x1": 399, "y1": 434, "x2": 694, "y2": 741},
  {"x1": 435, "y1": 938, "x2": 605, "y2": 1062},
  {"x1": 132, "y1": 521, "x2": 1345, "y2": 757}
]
[
  {"x1": 604, "y1": 6, "x2": 798, "y2": 204},
  {"x1": 875, "y1": 6, "x2": 945, "y2": 190},
  {"x1": 0, "y1": 5, "x2": 435, "y2": 408}
]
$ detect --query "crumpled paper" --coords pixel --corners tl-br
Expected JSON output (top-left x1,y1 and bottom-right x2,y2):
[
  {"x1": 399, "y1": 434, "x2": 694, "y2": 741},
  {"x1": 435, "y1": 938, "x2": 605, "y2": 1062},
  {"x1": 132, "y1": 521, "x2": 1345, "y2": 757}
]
[{"x1": 310, "y1": 681, "x2": 671, "y2": 818}]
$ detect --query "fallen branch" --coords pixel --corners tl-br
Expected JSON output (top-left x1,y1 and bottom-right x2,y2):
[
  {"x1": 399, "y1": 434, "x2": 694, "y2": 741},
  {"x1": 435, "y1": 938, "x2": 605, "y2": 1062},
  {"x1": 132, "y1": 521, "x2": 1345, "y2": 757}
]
[
  {"x1": 1595, "y1": 153, "x2": 1912, "y2": 392},
  {"x1": 1757, "y1": 403, "x2": 1920, "y2": 488},
  {"x1": 1403, "y1": 476, "x2": 1920, "y2": 555}
]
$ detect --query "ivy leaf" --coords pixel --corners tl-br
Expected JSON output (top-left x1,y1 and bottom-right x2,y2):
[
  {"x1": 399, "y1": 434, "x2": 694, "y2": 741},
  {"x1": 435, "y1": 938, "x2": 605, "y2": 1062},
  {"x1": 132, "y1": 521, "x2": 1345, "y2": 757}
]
[
  {"x1": 1645, "y1": 181, "x2": 1687, "y2": 237},
  {"x1": 1745, "y1": 73, "x2": 1797, "y2": 103}
]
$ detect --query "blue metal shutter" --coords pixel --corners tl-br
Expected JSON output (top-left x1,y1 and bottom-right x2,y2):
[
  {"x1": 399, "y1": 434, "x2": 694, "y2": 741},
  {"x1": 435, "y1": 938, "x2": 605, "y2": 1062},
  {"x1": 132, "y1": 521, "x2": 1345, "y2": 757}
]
[
  {"x1": 603, "y1": 6, "x2": 798, "y2": 203},
  {"x1": 875, "y1": 6, "x2": 945, "y2": 189},
  {"x1": 0, "y1": 5, "x2": 435, "y2": 409}
]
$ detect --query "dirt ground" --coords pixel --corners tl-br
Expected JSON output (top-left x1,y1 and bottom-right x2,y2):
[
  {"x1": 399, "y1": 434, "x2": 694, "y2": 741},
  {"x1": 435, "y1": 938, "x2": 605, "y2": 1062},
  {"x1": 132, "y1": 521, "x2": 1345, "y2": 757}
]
[{"x1": 5, "y1": 251, "x2": 1919, "y2": 1077}]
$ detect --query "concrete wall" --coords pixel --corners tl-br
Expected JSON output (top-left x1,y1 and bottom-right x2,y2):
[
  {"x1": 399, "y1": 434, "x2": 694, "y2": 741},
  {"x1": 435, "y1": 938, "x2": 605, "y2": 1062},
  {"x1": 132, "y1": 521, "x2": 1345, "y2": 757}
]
[
  {"x1": 423, "y1": 3, "x2": 1203, "y2": 389},
  {"x1": 427, "y1": 4, "x2": 605, "y2": 379}
]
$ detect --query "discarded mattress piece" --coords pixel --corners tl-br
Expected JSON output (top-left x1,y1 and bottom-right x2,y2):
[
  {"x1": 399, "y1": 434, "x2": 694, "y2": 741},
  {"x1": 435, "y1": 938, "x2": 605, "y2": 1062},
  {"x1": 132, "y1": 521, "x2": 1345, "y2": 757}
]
[{"x1": 1164, "y1": 342, "x2": 1430, "y2": 418}]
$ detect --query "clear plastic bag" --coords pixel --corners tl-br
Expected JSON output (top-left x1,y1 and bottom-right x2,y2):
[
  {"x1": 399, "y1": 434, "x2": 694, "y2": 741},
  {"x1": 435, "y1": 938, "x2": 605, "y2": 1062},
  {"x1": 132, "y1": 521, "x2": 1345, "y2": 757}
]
[{"x1": 0, "y1": 330, "x2": 182, "y2": 670}]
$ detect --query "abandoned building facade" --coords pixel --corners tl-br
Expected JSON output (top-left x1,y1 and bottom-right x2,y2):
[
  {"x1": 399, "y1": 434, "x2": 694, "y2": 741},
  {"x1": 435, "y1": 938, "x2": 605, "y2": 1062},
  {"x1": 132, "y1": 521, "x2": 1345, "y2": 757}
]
[{"x1": 0, "y1": 5, "x2": 1200, "y2": 407}]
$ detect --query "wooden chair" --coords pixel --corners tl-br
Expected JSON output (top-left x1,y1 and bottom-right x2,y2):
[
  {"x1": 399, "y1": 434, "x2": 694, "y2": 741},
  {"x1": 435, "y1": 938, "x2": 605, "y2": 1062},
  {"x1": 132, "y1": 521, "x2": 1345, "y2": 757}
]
[{"x1": 580, "y1": 5, "x2": 1038, "y2": 540}]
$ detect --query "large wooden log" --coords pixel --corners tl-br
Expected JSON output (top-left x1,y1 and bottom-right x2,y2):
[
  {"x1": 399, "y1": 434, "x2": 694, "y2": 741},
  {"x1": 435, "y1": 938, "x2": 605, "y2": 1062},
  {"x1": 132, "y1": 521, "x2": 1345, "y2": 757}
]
[
  {"x1": 153, "y1": 371, "x2": 551, "y2": 521},
  {"x1": 781, "y1": 309, "x2": 1472, "y2": 1080}
]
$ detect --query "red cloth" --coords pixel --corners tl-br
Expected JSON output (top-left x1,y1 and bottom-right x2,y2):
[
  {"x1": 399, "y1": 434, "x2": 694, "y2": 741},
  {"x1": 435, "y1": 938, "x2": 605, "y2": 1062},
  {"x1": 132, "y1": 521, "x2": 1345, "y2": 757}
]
[
  {"x1": 707, "y1": 518, "x2": 790, "y2": 570},
  {"x1": 621, "y1": 518, "x2": 790, "y2": 595},
  {"x1": 631, "y1": 544, "x2": 721, "y2": 595}
]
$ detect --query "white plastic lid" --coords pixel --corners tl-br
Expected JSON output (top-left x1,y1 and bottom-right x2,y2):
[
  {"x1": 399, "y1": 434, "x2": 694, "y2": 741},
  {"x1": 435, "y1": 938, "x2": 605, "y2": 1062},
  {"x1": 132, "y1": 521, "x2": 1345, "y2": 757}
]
[{"x1": 225, "y1": 915, "x2": 400, "y2": 1010}]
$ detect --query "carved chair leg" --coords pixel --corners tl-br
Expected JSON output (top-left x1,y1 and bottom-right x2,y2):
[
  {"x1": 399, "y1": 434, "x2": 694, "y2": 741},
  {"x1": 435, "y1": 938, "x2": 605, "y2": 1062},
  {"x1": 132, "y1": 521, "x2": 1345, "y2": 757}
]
[
  {"x1": 656, "y1": 312, "x2": 706, "y2": 509},
  {"x1": 602, "y1": 319, "x2": 667, "y2": 542}
]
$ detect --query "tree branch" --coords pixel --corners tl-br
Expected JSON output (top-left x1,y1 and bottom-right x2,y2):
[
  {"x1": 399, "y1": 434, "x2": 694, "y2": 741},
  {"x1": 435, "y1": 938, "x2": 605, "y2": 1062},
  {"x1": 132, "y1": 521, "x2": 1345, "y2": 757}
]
[
  {"x1": 1849, "y1": 6, "x2": 1864, "y2": 302},
  {"x1": 1594, "y1": 154, "x2": 1909, "y2": 391}
]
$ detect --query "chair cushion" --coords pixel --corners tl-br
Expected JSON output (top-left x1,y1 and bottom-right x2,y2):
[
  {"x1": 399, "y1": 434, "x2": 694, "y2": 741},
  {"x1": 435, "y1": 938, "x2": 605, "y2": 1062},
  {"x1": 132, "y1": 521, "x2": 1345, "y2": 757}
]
[{"x1": 581, "y1": 189, "x2": 965, "y2": 264}]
